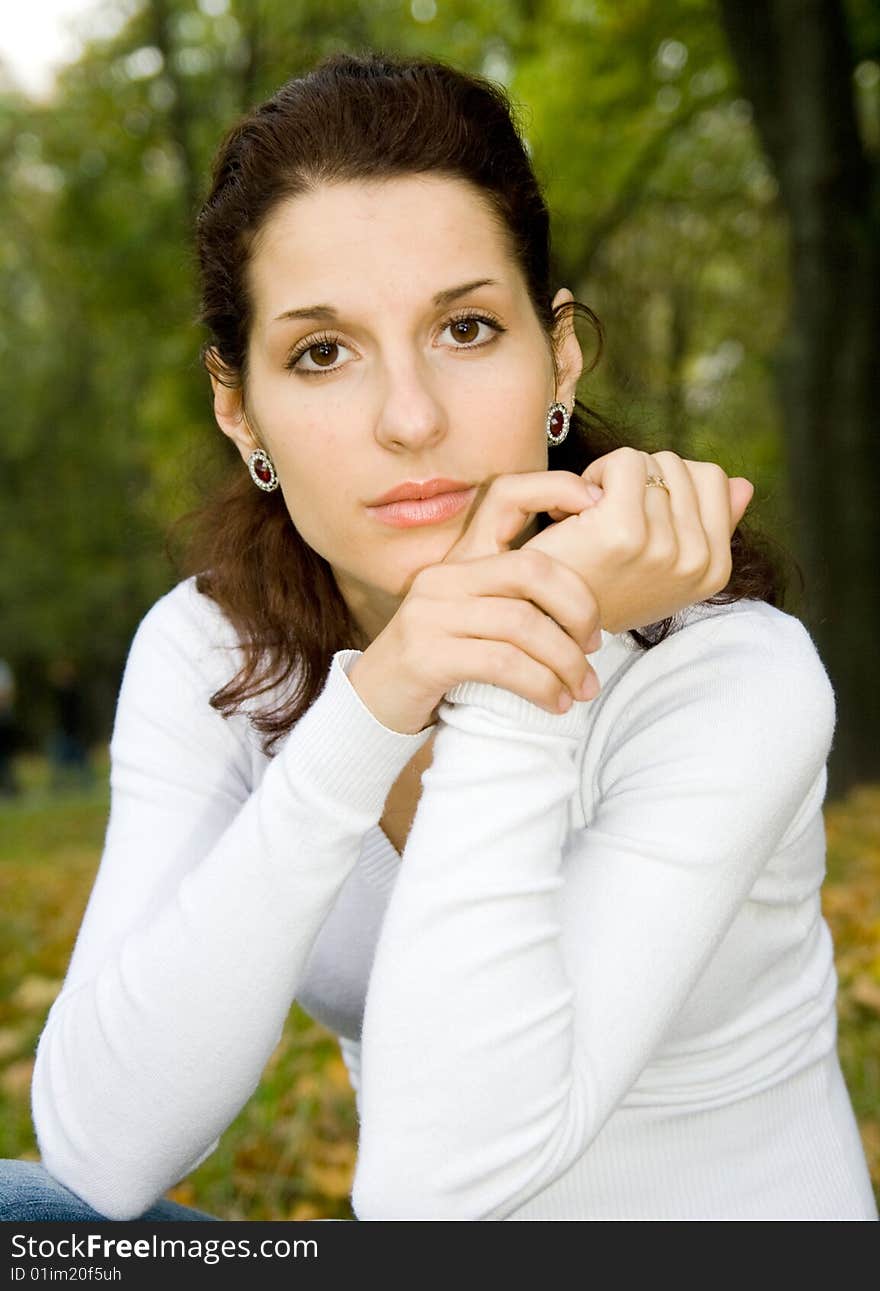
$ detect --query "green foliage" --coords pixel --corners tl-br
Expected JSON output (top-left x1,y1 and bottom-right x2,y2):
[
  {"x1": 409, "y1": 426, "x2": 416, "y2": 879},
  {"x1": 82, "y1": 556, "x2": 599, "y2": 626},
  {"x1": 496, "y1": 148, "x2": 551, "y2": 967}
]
[{"x1": 1, "y1": 0, "x2": 877, "y2": 737}]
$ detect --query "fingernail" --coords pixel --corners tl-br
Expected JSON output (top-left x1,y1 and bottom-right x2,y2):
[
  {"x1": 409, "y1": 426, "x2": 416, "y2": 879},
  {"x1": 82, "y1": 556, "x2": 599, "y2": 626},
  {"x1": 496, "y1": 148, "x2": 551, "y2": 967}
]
[
  {"x1": 577, "y1": 675, "x2": 599, "y2": 701},
  {"x1": 585, "y1": 483, "x2": 603, "y2": 503},
  {"x1": 557, "y1": 691, "x2": 573, "y2": 713}
]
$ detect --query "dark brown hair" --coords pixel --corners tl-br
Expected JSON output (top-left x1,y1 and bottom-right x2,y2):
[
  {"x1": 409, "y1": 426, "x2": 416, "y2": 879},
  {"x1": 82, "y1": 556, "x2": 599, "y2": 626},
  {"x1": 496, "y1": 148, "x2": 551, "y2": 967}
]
[{"x1": 181, "y1": 48, "x2": 795, "y2": 754}]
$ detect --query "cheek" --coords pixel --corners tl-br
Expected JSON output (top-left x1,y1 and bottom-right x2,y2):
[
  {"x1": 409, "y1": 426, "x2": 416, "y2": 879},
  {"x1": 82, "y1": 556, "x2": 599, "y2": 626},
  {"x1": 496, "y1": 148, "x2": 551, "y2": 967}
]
[
  {"x1": 275, "y1": 445, "x2": 363, "y2": 546},
  {"x1": 268, "y1": 417, "x2": 346, "y2": 481},
  {"x1": 482, "y1": 346, "x2": 553, "y2": 413},
  {"x1": 484, "y1": 372, "x2": 551, "y2": 452}
]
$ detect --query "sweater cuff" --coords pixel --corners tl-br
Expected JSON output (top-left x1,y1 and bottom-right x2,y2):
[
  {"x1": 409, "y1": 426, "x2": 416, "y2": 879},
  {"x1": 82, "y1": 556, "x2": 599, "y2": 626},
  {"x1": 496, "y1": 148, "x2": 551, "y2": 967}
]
[
  {"x1": 441, "y1": 677, "x2": 593, "y2": 738},
  {"x1": 277, "y1": 649, "x2": 434, "y2": 821}
]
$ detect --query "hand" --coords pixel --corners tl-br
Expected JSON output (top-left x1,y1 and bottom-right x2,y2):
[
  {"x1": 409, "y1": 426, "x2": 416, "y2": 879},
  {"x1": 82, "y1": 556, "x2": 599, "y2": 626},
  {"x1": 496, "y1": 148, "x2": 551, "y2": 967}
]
[
  {"x1": 347, "y1": 471, "x2": 607, "y2": 734},
  {"x1": 524, "y1": 447, "x2": 755, "y2": 634}
]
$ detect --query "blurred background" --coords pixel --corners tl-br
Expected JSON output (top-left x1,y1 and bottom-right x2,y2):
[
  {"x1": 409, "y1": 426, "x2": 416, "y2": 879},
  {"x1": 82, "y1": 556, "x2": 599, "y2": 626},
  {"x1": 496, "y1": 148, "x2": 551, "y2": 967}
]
[{"x1": 1, "y1": 0, "x2": 878, "y2": 1220}]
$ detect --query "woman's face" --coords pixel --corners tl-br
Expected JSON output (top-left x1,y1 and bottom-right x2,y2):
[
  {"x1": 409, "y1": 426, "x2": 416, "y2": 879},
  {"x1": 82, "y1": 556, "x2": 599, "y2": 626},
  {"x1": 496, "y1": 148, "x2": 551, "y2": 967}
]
[{"x1": 211, "y1": 174, "x2": 583, "y2": 641}]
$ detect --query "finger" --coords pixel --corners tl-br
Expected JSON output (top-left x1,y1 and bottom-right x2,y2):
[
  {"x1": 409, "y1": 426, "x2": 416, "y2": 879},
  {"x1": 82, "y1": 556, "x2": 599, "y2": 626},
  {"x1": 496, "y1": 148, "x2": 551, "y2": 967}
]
[
  {"x1": 635, "y1": 451, "x2": 752, "y2": 549},
  {"x1": 489, "y1": 548, "x2": 604, "y2": 657},
  {"x1": 579, "y1": 446, "x2": 653, "y2": 550},
  {"x1": 546, "y1": 479, "x2": 604, "y2": 522},
  {"x1": 647, "y1": 450, "x2": 710, "y2": 576},
  {"x1": 639, "y1": 450, "x2": 681, "y2": 571},
  {"x1": 440, "y1": 595, "x2": 600, "y2": 702},
  {"x1": 728, "y1": 477, "x2": 755, "y2": 526},
  {"x1": 439, "y1": 632, "x2": 597, "y2": 713},
  {"x1": 433, "y1": 547, "x2": 602, "y2": 655},
  {"x1": 681, "y1": 459, "x2": 736, "y2": 591},
  {"x1": 446, "y1": 471, "x2": 596, "y2": 561}
]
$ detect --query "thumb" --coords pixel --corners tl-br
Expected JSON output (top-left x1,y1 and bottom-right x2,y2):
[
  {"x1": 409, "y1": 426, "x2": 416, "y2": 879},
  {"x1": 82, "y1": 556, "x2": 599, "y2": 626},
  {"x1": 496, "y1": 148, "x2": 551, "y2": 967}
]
[{"x1": 729, "y1": 477, "x2": 755, "y2": 529}]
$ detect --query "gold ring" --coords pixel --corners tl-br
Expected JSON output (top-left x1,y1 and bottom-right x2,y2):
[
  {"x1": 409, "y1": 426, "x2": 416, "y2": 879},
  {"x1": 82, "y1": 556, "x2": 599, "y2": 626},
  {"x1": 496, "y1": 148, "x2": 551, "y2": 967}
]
[{"x1": 645, "y1": 475, "x2": 670, "y2": 493}]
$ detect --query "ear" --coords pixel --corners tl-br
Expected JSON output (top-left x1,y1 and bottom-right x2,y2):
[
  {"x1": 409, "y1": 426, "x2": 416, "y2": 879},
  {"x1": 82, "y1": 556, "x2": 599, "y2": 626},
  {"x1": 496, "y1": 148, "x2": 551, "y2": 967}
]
[
  {"x1": 550, "y1": 287, "x2": 584, "y2": 406},
  {"x1": 205, "y1": 347, "x2": 259, "y2": 462}
]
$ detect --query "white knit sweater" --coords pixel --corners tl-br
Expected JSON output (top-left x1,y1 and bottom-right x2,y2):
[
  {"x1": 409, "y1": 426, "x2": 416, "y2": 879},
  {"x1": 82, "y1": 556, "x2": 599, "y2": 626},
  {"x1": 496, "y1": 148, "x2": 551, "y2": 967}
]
[{"x1": 30, "y1": 577, "x2": 878, "y2": 1220}]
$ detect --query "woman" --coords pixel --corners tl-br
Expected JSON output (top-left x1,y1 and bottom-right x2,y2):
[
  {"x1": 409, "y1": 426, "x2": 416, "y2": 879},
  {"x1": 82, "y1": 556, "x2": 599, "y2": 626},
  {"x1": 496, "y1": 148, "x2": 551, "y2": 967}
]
[{"x1": 5, "y1": 50, "x2": 876, "y2": 1222}]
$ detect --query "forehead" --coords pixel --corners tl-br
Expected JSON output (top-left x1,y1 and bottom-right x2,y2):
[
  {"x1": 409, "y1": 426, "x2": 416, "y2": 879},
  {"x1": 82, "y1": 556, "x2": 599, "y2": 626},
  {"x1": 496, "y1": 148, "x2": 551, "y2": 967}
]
[{"x1": 247, "y1": 174, "x2": 521, "y2": 324}]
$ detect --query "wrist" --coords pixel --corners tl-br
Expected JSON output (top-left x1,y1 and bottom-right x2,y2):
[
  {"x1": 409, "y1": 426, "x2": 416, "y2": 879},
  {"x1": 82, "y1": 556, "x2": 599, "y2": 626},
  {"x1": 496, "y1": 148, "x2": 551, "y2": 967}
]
[
  {"x1": 347, "y1": 654, "x2": 437, "y2": 736},
  {"x1": 441, "y1": 676, "x2": 592, "y2": 738}
]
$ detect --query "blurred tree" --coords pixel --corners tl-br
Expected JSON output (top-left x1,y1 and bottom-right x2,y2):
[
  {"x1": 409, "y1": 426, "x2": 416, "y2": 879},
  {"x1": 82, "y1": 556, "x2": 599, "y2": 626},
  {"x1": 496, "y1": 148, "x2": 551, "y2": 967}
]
[
  {"x1": 0, "y1": 0, "x2": 876, "y2": 797},
  {"x1": 717, "y1": 0, "x2": 880, "y2": 796}
]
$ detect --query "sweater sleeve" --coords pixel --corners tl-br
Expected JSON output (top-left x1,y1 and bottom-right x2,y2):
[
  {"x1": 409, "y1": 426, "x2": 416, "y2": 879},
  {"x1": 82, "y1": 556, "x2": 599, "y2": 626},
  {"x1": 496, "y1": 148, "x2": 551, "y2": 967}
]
[
  {"x1": 30, "y1": 585, "x2": 432, "y2": 1221},
  {"x1": 350, "y1": 605, "x2": 837, "y2": 1219}
]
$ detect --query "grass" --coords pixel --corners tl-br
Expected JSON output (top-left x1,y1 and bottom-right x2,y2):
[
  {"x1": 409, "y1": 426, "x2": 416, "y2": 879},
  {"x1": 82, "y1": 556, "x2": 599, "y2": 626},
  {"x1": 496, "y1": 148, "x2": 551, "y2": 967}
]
[{"x1": 1, "y1": 752, "x2": 878, "y2": 1218}]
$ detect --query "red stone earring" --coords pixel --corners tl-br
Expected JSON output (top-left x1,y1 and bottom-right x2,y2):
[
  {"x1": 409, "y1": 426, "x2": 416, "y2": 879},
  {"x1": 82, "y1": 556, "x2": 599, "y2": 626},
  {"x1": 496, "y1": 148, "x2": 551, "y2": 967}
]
[
  {"x1": 546, "y1": 400, "x2": 571, "y2": 447},
  {"x1": 247, "y1": 448, "x2": 279, "y2": 492}
]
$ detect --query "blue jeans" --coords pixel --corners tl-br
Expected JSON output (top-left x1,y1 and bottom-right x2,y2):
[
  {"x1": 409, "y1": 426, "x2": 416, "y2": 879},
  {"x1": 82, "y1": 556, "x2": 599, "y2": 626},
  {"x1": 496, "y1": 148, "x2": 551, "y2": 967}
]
[{"x1": 0, "y1": 1160, "x2": 220, "y2": 1222}]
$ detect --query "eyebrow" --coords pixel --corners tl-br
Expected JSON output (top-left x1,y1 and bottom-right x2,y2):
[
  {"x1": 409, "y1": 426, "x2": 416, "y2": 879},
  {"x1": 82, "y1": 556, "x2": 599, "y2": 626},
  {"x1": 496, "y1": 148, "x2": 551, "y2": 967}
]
[{"x1": 272, "y1": 278, "x2": 502, "y2": 324}]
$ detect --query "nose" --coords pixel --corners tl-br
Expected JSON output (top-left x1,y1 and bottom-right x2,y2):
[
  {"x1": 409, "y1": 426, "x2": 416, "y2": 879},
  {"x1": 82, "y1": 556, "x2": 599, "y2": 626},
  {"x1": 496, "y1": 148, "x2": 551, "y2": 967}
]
[{"x1": 373, "y1": 352, "x2": 448, "y2": 453}]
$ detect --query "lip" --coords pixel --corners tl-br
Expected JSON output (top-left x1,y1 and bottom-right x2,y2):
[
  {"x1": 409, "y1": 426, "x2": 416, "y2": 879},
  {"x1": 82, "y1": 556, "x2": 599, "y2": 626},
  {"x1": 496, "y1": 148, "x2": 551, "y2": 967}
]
[
  {"x1": 365, "y1": 486, "x2": 478, "y2": 528},
  {"x1": 367, "y1": 477, "x2": 473, "y2": 506}
]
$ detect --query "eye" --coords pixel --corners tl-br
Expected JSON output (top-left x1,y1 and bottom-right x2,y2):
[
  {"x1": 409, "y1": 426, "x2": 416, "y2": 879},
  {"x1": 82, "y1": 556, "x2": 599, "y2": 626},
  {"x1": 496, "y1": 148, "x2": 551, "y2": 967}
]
[
  {"x1": 285, "y1": 332, "x2": 354, "y2": 376},
  {"x1": 440, "y1": 312, "x2": 505, "y2": 349}
]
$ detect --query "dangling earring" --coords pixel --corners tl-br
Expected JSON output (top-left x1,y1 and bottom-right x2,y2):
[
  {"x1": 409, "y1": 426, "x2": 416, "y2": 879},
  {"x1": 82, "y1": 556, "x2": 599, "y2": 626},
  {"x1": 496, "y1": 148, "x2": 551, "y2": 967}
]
[
  {"x1": 248, "y1": 447, "x2": 279, "y2": 492},
  {"x1": 546, "y1": 400, "x2": 571, "y2": 447}
]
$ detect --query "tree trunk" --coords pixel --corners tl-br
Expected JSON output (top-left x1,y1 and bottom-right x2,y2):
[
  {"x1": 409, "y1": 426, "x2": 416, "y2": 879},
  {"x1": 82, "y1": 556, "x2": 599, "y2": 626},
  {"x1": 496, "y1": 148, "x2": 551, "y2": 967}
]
[{"x1": 717, "y1": 0, "x2": 880, "y2": 800}]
